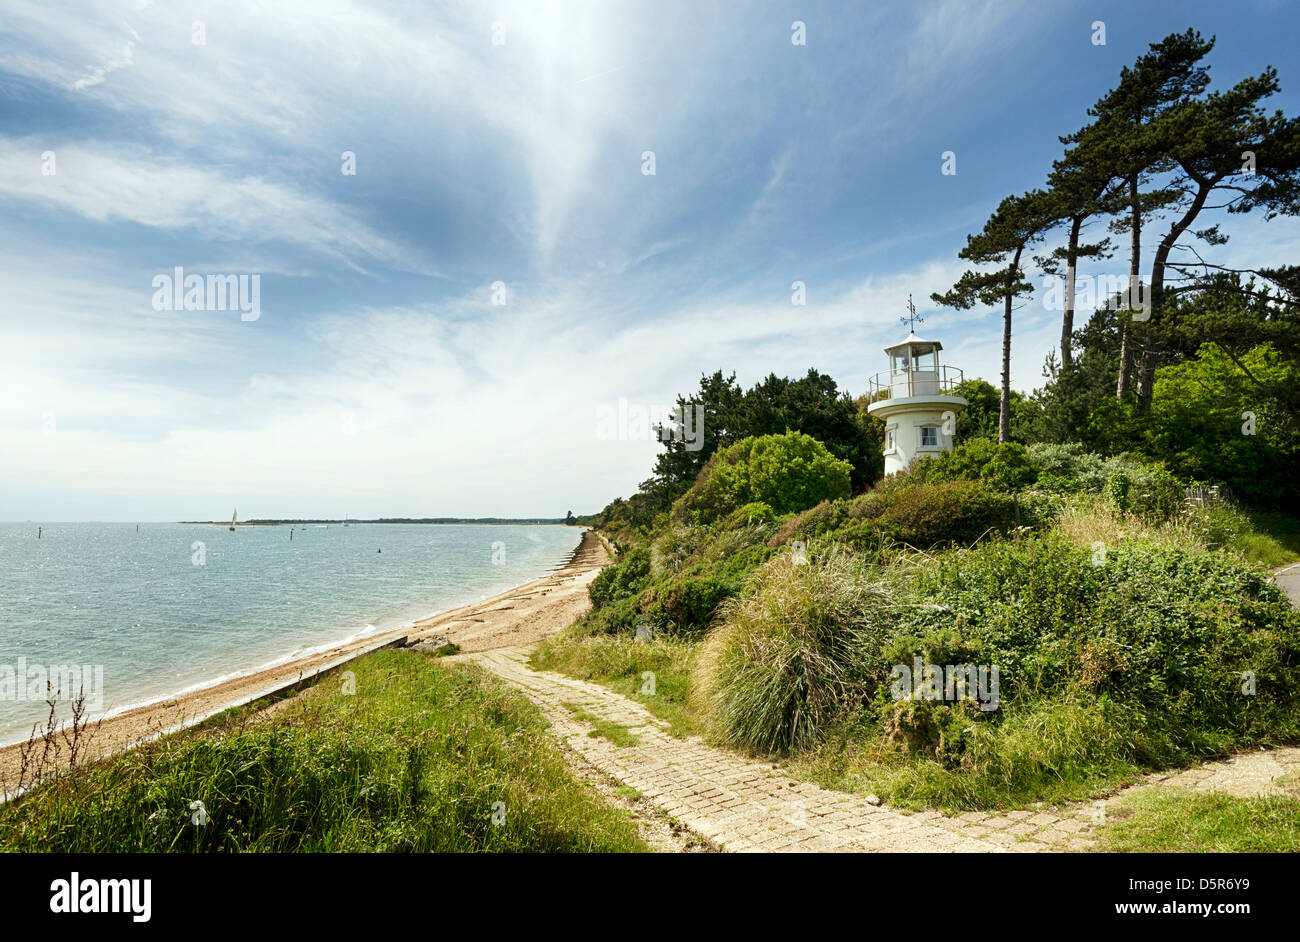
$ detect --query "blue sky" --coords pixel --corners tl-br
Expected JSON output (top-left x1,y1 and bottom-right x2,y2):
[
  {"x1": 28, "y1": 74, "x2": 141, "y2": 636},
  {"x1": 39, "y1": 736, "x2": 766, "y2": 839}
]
[{"x1": 2, "y1": 0, "x2": 1298, "y2": 520}]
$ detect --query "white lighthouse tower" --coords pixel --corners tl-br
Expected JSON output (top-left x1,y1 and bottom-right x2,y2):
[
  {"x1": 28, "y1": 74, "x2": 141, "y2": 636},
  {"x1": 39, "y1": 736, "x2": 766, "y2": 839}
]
[{"x1": 866, "y1": 298, "x2": 967, "y2": 476}]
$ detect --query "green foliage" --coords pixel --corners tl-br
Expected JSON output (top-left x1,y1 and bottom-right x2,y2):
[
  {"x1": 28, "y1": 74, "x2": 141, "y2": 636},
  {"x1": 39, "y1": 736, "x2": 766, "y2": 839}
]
[
  {"x1": 1145, "y1": 343, "x2": 1300, "y2": 510},
  {"x1": 778, "y1": 532, "x2": 1300, "y2": 811},
  {"x1": 898, "y1": 535, "x2": 1300, "y2": 744},
  {"x1": 1103, "y1": 471, "x2": 1132, "y2": 512},
  {"x1": 692, "y1": 549, "x2": 894, "y2": 754},
  {"x1": 766, "y1": 477, "x2": 1019, "y2": 552},
  {"x1": 724, "y1": 501, "x2": 777, "y2": 527},
  {"x1": 588, "y1": 544, "x2": 651, "y2": 610},
  {"x1": 588, "y1": 367, "x2": 882, "y2": 534},
  {"x1": 950, "y1": 378, "x2": 1037, "y2": 443},
  {"x1": 1027, "y1": 442, "x2": 1183, "y2": 519},
  {"x1": 1228, "y1": 509, "x2": 1300, "y2": 567},
  {"x1": 579, "y1": 524, "x2": 777, "y2": 638},
  {"x1": 1029, "y1": 441, "x2": 1129, "y2": 490},
  {"x1": 847, "y1": 478, "x2": 1018, "y2": 546},
  {"x1": 0, "y1": 651, "x2": 647, "y2": 852},
  {"x1": 672, "y1": 431, "x2": 852, "y2": 526},
  {"x1": 910, "y1": 438, "x2": 1041, "y2": 491}
]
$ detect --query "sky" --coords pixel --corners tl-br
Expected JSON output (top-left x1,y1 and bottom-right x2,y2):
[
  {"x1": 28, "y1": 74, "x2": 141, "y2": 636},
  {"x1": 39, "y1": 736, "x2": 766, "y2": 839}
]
[{"x1": 1, "y1": 0, "x2": 1298, "y2": 521}]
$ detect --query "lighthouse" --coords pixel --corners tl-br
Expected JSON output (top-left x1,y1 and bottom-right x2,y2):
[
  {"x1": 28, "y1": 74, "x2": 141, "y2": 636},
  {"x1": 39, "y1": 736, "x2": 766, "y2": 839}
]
[{"x1": 866, "y1": 302, "x2": 967, "y2": 476}]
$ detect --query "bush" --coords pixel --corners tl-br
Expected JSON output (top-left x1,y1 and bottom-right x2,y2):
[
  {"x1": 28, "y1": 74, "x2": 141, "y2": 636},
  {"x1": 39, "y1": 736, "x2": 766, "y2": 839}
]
[
  {"x1": 583, "y1": 535, "x2": 775, "y2": 638},
  {"x1": 588, "y1": 544, "x2": 650, "y2": 610},
  {"x1": 1027, "y1": 442, "x2": 1115, "y2": 491},
  {"x1": 691, "y1": 548, "x2": 894, "y2": 754},
  {"x1": 765, "y1": 479, "x2": 1019, "y2": 552},
  {"x1": 723, "y1": 501, "x2": 778, "y2": 528},
  {"x1": 643, "y1": 569, "x2": 736, "y2": 634},
  {"x1": 895, "y1": 534, "x2": 1300, "y2": 749},
  {"x1": 768, "y1": 499, "x2": 851, "y2": 548},
  {"x1": 846, "y1": 479, "x2": 1018, "y2": 546},
  {"x1": 1027, "y1": 442, "x2": 1183, "y2": 520},
  {"x1": 1124, "y1": 463, "x2": 1183, "y2": 520},
  {"x1": 1103, "y1": 471, "x2": 1133, "y2": 512},
  {"x1": 672, "y1": 431, "x2": 853, "y2": 525},
  {"x1": 910, "y1": 439, "x2": 1040, "y2": 492}
]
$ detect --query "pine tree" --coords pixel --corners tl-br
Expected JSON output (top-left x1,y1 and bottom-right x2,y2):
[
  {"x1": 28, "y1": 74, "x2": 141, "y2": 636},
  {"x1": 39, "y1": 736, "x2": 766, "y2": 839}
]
[{"x1": 932, "y1": 190, "x2": 1055, "y2": 443}]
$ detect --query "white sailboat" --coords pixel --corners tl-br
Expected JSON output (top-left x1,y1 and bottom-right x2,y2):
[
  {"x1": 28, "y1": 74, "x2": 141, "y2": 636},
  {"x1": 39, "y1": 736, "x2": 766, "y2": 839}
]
[{"x1": 230, "y1": 508, "x2": 237, "y2": 531}]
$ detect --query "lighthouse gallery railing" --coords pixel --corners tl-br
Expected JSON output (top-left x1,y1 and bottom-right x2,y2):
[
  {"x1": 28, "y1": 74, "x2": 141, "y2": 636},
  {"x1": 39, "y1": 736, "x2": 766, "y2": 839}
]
[{"x1": 867, "y1": 365, "x2": 965, "y2": 401}]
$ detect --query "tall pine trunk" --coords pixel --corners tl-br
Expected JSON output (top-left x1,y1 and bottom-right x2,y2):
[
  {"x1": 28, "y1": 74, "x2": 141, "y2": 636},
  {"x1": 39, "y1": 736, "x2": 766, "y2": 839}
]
[
  {"x1": 1137, "y1": 179, "x2": 1214, "y2": 413},
  {"x1": 1000, "y1": 247, "x2": 1023, "y2": 444},
  {"x1": 1061, "y1": 214, "x2": 1082, "y2": 371},
  {"x1": 1116, "y1": 175, "x2": 1140, "y2": 399}
]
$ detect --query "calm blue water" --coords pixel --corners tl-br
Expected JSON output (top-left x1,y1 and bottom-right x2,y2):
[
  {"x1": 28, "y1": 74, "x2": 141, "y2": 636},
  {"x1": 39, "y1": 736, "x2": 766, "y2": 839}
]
[{"x1": 0, "y1": 522, "x2": 583, "y2": 744}]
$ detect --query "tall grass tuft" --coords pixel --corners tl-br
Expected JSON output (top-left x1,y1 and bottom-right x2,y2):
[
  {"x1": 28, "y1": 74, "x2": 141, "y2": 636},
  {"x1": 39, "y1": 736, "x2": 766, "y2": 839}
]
[{"x1": 691, "y1": 547, "x2": 893, "y2": 754}]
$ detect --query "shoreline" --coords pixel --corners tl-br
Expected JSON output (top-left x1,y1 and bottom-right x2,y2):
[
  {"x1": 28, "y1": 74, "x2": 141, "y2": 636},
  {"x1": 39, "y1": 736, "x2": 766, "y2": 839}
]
[{"x1": 0, "y1": 529, "x2": 608, "y2": 788}]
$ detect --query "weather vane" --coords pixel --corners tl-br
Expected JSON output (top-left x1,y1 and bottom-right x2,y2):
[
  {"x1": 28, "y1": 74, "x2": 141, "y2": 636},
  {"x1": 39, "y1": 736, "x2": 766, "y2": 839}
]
[{"x1": 900, "y1": 294, "x2": 924, "y2": 333}]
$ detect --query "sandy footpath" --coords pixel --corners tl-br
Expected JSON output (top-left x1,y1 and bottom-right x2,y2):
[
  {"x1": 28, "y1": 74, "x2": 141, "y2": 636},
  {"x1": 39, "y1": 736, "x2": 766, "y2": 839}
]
[{"x1": 0, "y1": 529, "x2": 609, "y2": 787}]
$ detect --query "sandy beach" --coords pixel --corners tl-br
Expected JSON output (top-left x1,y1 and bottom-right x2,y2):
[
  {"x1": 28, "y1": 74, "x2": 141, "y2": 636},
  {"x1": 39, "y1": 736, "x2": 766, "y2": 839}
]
[{"x1": 0, "y1": 529, "x2": 609, "y2": 788}]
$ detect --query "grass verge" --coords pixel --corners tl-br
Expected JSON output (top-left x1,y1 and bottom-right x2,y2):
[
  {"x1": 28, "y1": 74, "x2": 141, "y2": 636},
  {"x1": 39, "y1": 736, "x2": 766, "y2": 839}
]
[
  {"x1": 1093, "y1": 788, "x2": 1300, "y2": 852},
  {"x1": 532, "y1": 631, "x2": 698, "y2": 737},
  {"x1": 1236, "y1": 510, "x2": 1300, "y2": 568},
  {"x1": 0, "y1": 649, "x2": 648, "y2": 852}
]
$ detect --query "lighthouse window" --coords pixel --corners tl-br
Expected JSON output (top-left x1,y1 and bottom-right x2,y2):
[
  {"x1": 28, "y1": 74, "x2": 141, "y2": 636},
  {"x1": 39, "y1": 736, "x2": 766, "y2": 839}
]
[
  {"x1": 919, "y1": 426, "x2": 938, "y2": 448},
  {"x1": 885, "y1": 428, "x2": 896, "y2": 452}
]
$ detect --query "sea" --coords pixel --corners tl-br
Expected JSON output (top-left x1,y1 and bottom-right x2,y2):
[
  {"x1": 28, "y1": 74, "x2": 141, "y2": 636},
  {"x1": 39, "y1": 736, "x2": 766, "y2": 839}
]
[{"x1": 0, "y1": 522, "x2": 584, "y2": 745}]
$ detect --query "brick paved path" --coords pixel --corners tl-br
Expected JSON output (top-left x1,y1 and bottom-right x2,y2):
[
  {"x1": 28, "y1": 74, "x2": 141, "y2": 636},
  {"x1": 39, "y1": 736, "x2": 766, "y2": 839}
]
[
  {"x1": 447, "y1": 556, "x2": 1300, "y2": 852},
  {"x1": 464, "y1": 647, "x2": 1028, "y2": 852},
  {"x1": 459, "y1": 647, "x2": 1300, "y2": 852}
]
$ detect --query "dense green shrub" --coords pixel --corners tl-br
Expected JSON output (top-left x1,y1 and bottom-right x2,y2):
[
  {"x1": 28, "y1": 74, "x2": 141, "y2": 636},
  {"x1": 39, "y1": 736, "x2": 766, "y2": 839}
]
[
  {"x1": 847, "y1": 479, "x2": 1018, "y2": 546},
  {"x1": 1028, "y1": 442, "x2": 1183, "y2": 519},
  {"x1": 642, "y1": 569, "x2": 736, "y2": 634},
  {"x1": 1182, "y1": 500, "x2": 1253, "y2": 551},
  {"x1": 672, "y1": 431, "x2": 853, "y2": 525},
  {"x1": 582, "y1": 536, "x2": 776, "y2": 638},
  {"x1": 766, "y1": 479, "x2": 1019, "y2": 551},
  {"x1": 1104, "y1": 471, "x2": 1133, "y2": 512},
  {"x1": 892, "y1": 535, "x2": 1300, "y2": 754},
  {"x1": 910, "y1": 438, "x2": 1040, "y2": 491},
  {"x1": 1029, "y1": 442, "x2": 1121, "y2": 491},
  {"x1": 1146, "y1": 343, "x2": 1300, "y2": 511},
  {"x1": 768, "y1": 499, "x2": 850, "y2": 547},
  {"x1": 588, "y1": 544, "x2": 651, "y2": 610},
  {"x1": 1123, "y1": 463, "x2": 1184, "y2": 519},
  {"x1": 649, "y1": 525, "x2": 706, "y2": 578},
  {"x1": 723, "y1": 501, "x2": 778, "y2": 528}
]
